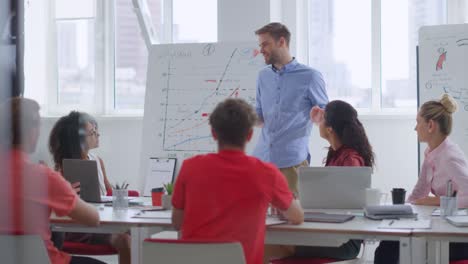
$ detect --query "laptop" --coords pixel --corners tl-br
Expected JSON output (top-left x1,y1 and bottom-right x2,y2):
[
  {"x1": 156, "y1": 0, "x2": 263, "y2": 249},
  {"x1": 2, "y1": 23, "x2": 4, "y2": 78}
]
[
  {"x1": 62, "y1": 159, "x2": 110, "y2": 203},
  {"x1": 298, "y1": 166, "x2": 372, "y2": 209}
]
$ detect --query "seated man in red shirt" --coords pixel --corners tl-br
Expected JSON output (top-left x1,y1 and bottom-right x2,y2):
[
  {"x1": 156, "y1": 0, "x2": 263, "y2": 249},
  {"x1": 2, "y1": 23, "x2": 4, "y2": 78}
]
[
  {"x1": 171, "y1": 98, "x2": 304, "y2": 264},
  {"x1": 0, "y1": 97, "x2": 103, "y2": 264}
]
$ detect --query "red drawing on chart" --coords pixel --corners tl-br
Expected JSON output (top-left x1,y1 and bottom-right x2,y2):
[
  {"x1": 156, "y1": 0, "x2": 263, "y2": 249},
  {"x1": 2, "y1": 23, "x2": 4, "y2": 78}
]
[
  {"x1": 205, "y1": 80, "x2": 217, "y2": 83},
  {"x1": 201, "y1": 113, "x2": 209, "y2": 117},
  {"x1": 253, "y1": 49, "x2": 260, "y2": 57},
  {"x1": 436, "y1": 51, "x2": 446, "y2": 71}
]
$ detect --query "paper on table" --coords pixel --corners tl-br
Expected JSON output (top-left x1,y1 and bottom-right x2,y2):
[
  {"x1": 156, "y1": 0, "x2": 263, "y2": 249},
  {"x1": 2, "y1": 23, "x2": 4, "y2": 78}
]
[
  {"x1": 132, "y1": 211, "x2": 172, "y2": 219},
  {"x1": 378, "y1": 219, "x2": 431, "y2": 229},
  {"x1": 446, "y1": 216, "x2": 468, "y2": 227},
  {"x1": 266, "y1": 217, "x2": 286, "y2": 226},
  {"x1": 432, "y1": 208, "x2": 468, "y2": 216}
]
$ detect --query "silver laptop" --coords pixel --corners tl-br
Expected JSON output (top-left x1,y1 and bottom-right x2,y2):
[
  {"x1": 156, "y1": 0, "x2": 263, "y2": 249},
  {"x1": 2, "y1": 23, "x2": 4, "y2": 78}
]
[
  {"x1": 298, "y1": 166, "x2": 372, "y2": 209},
  {"x1": 62, "y1": 159, "x2": 109, "y2": 203}
]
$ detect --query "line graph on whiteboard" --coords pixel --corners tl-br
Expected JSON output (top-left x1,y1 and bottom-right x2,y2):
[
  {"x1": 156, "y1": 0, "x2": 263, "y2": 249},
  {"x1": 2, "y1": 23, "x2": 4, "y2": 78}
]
[{"x1": 153, "y1": 43, "x2": 264, "y2": 153}]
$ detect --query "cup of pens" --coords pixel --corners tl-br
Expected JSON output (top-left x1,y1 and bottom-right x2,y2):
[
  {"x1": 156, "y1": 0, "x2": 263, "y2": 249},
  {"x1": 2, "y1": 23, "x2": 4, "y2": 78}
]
[
  {"x1": 440, "y1": 196, "x2": 457, "y2": 217},
  {"x1": 441, "y1": 180, "x2": 457, "y2": 217},
  {"x1": 113, "y1": 184, "x2": 129, "y2": 210}
]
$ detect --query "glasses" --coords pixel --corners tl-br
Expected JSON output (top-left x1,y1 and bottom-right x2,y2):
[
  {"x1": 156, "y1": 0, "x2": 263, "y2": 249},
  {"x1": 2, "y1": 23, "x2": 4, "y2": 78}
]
[{"x1": 86, "y1": 129, "x2": 100, "y2": 137}]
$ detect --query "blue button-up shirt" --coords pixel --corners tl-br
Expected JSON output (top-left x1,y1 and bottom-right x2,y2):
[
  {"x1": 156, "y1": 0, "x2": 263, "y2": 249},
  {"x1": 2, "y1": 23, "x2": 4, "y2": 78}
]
[{"x1": 253, "y1": 59, "x2": 328, "y2": 168}]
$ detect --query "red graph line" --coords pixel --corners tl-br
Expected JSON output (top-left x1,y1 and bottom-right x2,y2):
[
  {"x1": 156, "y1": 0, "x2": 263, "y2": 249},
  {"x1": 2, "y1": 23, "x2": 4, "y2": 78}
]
[{"x1": 171, "y1": 86, "x2": 241, "y2": 134}]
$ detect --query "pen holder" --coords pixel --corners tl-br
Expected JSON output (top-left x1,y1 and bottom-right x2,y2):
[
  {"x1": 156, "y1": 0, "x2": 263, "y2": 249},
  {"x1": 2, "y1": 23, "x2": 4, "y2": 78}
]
[
  {"x1": 113, "y1": 189, "x2": 128, "y2": 210},
  {"x1": 440, "y1": 196, "x2": 457, "y2": 218},
  {"x1": 162, "y1": 194, "x2": 172, "y2": 210}
]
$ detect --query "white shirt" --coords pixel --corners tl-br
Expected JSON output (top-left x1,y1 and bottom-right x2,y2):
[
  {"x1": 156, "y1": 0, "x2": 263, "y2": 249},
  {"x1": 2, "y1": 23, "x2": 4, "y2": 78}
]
[{"x1": 88, "y1": 153, "x2": 106, "y2": 195}]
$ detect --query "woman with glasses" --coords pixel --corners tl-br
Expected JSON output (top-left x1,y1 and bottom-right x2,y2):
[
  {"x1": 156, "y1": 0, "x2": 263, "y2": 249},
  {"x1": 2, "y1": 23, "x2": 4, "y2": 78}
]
[
  {"x1": 49, "y1": 111, "x2": 111, "y2": 195},
  {"x1": 49, "y1": 111, "x2": 130, "y2": 264}
]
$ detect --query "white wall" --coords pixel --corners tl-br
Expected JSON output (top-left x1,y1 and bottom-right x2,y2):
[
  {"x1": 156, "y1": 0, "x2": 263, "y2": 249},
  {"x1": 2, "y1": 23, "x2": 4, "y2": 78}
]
[
  {"x1": 31, "y1": 117, "x2": 145, "y2": 192},
  {"x1": 217, "y1": 0, "x2": 271, "y2": 42},
  {"x1": 31, "y1": 116, "x2": 419, "y2": 196}
]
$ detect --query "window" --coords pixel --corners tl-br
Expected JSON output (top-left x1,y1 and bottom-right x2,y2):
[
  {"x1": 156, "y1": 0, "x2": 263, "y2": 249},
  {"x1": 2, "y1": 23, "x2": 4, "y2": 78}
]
[
  {"x1": 307, "y1": 0, "x2": 447, "y2": 111},
  {"x1": 55, "y1": 0, "x2": 100, "y2": 111},
  {"x1": 172, "y1": 0, "x2": 217, "y2": 43},
  {"x1": 308, "y1": 0, "x2": 372, "y2": 108},
  {"x1": 381, "y1": 0, "x2": 446, "y2": 108},
  {"x1": 25, "y1": 0, "x2": 218, "y2": 115},
  {"x1": 113, "y1": 0, "x2": 162, "y2": 110},
  {"x1": 113, "y1": 0, "x2": 217, "y2": 111}
]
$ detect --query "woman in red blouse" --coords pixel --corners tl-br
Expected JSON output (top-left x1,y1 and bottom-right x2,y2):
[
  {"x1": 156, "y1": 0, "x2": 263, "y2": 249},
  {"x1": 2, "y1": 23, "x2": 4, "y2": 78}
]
[
  {"x1": 289, "y1": 100, "x2": 375, "y2": 260},
  {"x1": 316, "y1": 100, "x2": 375, "y2": 168}
]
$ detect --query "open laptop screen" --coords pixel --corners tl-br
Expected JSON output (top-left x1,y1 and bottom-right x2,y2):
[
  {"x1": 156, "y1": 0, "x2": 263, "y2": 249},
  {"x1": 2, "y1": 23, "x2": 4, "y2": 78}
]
[
  {"x1": 62, "y1": 159, "x2": 102, "y2": 203},
  {"x1": 298, "y1": 166, "x2": 372, "y2": 209}
]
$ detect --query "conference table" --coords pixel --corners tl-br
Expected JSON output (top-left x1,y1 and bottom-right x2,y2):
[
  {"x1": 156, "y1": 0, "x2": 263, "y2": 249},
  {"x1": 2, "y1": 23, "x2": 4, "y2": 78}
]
[
  {"x1": 412, "y1": 206, "x2": 468, "y2": 264},
  {"x1": 51, "y1": 202, "x2": 173, "y2": 264},
  {"x1": 50, "y1": 202, "x2": 468, "y2": 264},
  {"x1": 265, "y1": 209, "x2": 418, "y2": 264}
]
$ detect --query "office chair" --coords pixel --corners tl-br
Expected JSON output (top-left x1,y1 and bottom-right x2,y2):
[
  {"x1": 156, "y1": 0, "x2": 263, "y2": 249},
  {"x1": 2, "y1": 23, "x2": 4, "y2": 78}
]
[
  {"x1": 0, "y1": 233, "x2": 50, "y2": 264},
  {"x1": 143, "y1": 238, "x2": 246, "y2": 264},
  {"x1": 61, "y1": 188, "x2": 140, "y2": 256},
  {"x1": 270, "y1": 257, "x2": 338, "y2": 264}
]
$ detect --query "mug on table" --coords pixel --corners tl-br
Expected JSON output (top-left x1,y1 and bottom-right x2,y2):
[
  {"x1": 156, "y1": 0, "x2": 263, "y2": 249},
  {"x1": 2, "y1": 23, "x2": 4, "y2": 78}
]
[{"x1": 365, "y1": 188, "x2": 388, "y2": 206}]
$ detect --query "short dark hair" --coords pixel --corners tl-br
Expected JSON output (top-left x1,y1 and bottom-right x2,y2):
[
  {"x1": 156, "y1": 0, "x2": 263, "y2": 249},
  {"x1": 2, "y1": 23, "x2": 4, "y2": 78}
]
[
  {"x1": 255, "y1": 22, "x2": 291, "y2": 46},
  {"x1": 0, "y1": 97, "x2": 40, "y2": 148},
  {"x1": 209, "y1": 98, "x2": 258, "y2": 147}
]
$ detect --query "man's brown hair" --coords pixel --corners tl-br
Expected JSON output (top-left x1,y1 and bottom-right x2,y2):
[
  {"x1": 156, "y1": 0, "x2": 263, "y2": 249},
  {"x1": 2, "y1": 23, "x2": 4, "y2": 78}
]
[
  {"x1": 255, "y1": 22, "x2": 291, "y2": 46},
  {"x1": 0, "y1": 97, "x2": 40, "y2": 148},
  {"x1": 209, "y1": 98, "x2": 258, "y2": 147}
]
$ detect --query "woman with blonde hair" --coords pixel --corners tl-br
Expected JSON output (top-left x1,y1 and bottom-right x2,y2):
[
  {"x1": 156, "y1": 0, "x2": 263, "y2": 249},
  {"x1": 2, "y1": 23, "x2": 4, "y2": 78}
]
[{"x1": 374, "y1": 94, "x2": 468, "y2": 263}]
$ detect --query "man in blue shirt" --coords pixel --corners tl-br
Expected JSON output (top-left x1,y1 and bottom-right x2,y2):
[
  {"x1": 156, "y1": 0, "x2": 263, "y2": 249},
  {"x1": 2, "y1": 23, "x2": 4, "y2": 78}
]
[{"x1": 253, "y1": 22, "x2": 328, "y2": 197}]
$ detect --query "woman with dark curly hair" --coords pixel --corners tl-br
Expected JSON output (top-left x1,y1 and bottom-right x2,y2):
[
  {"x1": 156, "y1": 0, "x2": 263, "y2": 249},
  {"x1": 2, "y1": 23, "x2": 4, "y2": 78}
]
[
  {"x1": 266, "y1": 100, "x2": 375, "y2": 262},
  {"x1": 49, "y1": 111, "x2": 112, "y2": 194},
  {"x1": 296, "y1": 100, "x2": 374, "y2": 259},
  {"x1": 318, "y1": 100, "x2": 375, "y2": 168},
  {"x1": 49, "y1": 111, "x2": 130, "y2": 264}
]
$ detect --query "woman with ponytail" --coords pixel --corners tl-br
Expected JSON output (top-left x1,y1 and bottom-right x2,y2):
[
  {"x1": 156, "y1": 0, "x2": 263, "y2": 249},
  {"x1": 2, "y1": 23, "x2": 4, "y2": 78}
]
[
  {"x1": 318, "y1": 100, "x2": 375, "y2": 168},
  {"x1": 267, "y1": 100, "x2": 375, "y2": 262},
  {"x1": 374, "y1": 94, "x2": 468, "y2": 263}
]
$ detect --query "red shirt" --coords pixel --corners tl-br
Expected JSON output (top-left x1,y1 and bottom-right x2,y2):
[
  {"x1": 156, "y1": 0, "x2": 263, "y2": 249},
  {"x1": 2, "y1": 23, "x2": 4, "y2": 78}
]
[
  {"x1": 325, "y1": 145, "x2": 365, "y2": 167},
  {"x1": 0, "y1": 150, "x2": 78, "y2": 264},
  {"x1": 172, "y1": 149, "x2": 293, "y2": 264}
]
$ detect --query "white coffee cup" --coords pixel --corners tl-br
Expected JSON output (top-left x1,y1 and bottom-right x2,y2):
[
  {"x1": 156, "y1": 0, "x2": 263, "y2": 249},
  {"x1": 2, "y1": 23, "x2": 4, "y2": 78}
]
[{"x1": 365, "y1": 188, "x2": 387, "y2": 206}]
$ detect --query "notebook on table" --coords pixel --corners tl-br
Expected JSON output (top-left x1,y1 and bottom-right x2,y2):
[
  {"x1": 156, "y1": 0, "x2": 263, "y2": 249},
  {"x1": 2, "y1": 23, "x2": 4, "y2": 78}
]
[
  {"x1": 446, "y1": 216, "x2": 468, "y2": 227},
  {"x1": 279, "y1": 212, "x2": 354, "y2": 223},
  {"x1": 364, "y1": 205, "x2": 416, "y2": 220},
  {"x1": 303, "y1": 212, "x2": 355, "y2": 223}
]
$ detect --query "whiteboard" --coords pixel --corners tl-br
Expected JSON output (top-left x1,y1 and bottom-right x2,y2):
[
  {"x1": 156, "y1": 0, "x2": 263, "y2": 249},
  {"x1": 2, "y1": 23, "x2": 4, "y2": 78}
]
[
  {"x1": 139, "y1": 42, "x2": 264, "y2": 190},
  {"x1": 143, "y1": 157, "x2": 176, "y2": 196},
  {"x1": 418, "y1": 24, "x2": 468, "y2": 166}
]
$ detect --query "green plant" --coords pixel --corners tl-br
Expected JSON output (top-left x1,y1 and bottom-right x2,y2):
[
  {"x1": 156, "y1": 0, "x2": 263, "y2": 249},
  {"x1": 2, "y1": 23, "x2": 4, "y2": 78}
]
[{"x1": 163, "y1": 182, "x2": 174, "y2": 195}]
